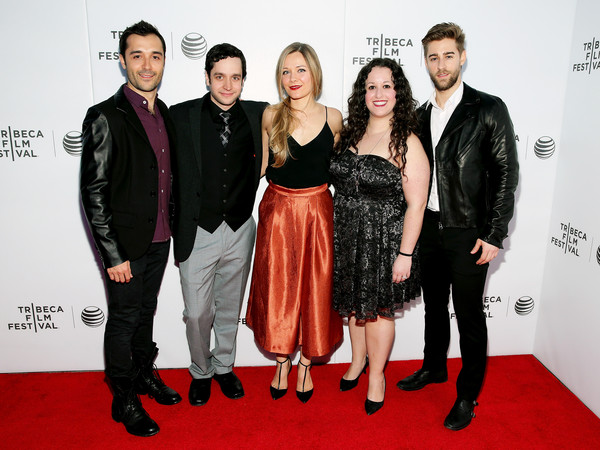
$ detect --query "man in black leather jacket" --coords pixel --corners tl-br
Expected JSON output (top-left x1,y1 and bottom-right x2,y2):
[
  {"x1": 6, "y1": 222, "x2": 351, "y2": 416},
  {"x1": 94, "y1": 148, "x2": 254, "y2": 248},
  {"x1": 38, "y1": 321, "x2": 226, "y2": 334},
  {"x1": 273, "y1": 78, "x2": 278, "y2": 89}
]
[
  {"x1": 80, "y1": 21, "x2": 180, "y2": 437},
  {"x1": 396, "y1": 23, "x2": 519, "y2": 431}
]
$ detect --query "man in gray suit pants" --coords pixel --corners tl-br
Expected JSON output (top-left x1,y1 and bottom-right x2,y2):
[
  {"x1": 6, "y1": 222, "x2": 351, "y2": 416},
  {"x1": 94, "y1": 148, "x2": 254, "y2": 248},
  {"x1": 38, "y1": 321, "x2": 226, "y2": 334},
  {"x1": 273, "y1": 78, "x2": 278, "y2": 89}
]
[{"x1": 170, "y1": 43, "x2": 267, "y2": 405}]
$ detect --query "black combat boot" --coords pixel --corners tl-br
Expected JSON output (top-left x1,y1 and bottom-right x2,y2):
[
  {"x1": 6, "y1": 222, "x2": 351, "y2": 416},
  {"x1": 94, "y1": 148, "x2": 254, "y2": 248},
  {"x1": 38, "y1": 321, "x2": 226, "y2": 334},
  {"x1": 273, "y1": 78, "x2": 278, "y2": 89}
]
[
  {"x1": 110, "y1": 377, "x2": 159, "y2": 437},
  {"x1": 134, "y1": 347, "x2": 182, "y2": 405}
]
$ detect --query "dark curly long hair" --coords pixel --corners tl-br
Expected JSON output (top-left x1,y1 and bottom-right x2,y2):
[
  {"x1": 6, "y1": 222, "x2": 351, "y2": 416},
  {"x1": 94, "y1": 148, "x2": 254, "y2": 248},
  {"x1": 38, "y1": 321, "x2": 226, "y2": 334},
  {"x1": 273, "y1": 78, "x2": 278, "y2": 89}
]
[{"x1": 335, "y1": 58, "x2": 418, "y2": 173}]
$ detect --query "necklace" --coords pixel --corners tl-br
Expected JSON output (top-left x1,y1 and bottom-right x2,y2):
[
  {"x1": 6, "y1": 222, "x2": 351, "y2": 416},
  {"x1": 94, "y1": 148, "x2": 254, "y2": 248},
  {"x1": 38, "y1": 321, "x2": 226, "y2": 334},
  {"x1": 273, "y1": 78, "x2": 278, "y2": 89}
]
[
  {"x1": 356, "y1": 127, "x2": 390, "y2": 156},
  {"x1": 354, "y1": 127, "x2": 390, "y2": 191}
]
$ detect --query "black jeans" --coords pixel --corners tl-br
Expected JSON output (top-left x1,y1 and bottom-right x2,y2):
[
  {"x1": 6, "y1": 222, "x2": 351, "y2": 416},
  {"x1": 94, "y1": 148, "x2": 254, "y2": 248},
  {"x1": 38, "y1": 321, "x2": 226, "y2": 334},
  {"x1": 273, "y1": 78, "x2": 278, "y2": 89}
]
[
  {"x1": 103, "y1": 241, "x2": 170, "y2": 379},
  {"x1": 419, "y1": 211, "x2": 488, "y2": 401}
]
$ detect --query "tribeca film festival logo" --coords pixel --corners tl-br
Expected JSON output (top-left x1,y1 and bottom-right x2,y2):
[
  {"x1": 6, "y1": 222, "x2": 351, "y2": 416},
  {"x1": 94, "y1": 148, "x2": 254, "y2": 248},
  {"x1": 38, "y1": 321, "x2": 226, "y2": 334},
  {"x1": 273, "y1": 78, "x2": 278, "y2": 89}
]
[
  {"x1": 81, "y1": 306, "x2": 105, "y2": 328},
  {"x1": 181, "y1": 33, "x2": 207, "y2": 60},
  {"x1": 451, "y1": 295, "x2": 503, "y2": 319},
  {"x1": 533, "y1": 136, "x2": 556, "y2": 159},
  {"x1": 352, "y1": 34, "x2": 414, "y2": 66},
  {"x1": 98, "y1": 30, "x2": 124, "y2": 61},
  {"x1": 63, "y1": 131, "x2": 83, "y2": 156},
  {"x1": 0, "y1": 126, "x2": 43, "y2": 161},
  {"x1": 7, "y1": 303, "x2": 65, "y2": 332},
  {"x1": 572, "y1": 37, "x2": 600, "y2": 74},
  {"x1": 550, "y1": 221, "x2": 588, "y2": 256},
  {"x1": 450, "y1": 295, "x2": 534, "y2": 318},
  {"x1": 97, "y1": 29, "x2": 140, "y2": 61}
]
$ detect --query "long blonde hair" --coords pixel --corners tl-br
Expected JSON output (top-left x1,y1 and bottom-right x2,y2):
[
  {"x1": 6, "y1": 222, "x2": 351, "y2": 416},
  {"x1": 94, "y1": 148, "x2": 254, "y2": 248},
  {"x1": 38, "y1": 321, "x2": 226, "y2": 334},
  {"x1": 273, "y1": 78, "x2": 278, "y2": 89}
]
[{"x1": 270, "y1": 42, "x2": 323, "y2": 168}]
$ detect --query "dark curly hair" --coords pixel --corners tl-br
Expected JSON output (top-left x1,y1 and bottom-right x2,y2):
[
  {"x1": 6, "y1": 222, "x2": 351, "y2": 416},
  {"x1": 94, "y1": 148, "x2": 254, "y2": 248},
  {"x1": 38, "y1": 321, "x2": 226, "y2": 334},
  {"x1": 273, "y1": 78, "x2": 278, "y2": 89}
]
[
  {"x1": 335, "y1": 58, "x2": 418, "y2": 173},
  {"x1": 205, "y1": 43, "x2": 247, "y2": 80}
]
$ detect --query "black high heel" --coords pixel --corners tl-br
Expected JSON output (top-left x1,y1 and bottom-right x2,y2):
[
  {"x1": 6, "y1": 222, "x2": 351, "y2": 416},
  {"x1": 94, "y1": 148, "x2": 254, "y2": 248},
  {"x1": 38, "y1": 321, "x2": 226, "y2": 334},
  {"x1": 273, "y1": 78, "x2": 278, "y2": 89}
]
[
  {"x1": 365, "y1": 376, "x2": 385, "y2": 416},
  {"x1": 270, "y1": 357, "x2": 291, "y2": 400},
  {"x1": 296, "y1": 360, "x2": 313, "y2": 403},
  {"x1": 340, "y1": 357, "x2": 368, "y2": 392}
]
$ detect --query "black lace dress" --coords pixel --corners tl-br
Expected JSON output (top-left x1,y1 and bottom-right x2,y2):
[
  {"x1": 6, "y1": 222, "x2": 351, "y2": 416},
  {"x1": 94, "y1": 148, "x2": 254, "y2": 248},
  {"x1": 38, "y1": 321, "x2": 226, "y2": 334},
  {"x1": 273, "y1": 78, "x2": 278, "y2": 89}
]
[{"x1": 330, "y1": 149, "x2": 421, "y2": 320}]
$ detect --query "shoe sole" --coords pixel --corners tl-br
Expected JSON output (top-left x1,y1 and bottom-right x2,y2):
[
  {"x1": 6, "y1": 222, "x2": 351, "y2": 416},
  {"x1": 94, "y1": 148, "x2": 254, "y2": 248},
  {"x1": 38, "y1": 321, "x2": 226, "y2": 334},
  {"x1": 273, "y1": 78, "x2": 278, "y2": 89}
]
[
  {"x1": 150, "y1": 395, "x2": 183, "y2": 405},
  {"x1": 126, "y1": 427, "x2": 160, "y2": 437},
  {"x1": 396, "y1": 377, "x2": 448, "y2": 391},
  {"x1": 444, "y1": 418, "x2": 473, "y2": 431},
  {"x1": 223, "y1": 393, "x2": 245, "y2": 399},
  {"x1": 188, "y1": 396, "x2": 209, "y2": 406}
]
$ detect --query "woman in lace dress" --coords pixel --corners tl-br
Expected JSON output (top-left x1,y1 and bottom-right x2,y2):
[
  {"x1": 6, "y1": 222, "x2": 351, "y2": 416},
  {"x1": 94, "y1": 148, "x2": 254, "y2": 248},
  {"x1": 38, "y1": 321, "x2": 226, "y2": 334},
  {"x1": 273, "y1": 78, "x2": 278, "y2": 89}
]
[{"x1": 330, "y1": 58, "x2": 429, "y2": 415}]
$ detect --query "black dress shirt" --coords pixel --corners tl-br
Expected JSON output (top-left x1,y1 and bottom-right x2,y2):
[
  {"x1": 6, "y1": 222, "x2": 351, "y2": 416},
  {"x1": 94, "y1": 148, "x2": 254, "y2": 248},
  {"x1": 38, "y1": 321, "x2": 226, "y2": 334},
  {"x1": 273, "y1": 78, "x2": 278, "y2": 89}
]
[{"x1": 198, "y1": 99, "x2": 255, "y2": 232}]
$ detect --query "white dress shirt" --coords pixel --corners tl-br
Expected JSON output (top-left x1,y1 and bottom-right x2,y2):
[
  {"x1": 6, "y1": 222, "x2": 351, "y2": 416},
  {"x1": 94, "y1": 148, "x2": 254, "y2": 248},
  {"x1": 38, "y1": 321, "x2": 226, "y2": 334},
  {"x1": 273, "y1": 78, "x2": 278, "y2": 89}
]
[{"x1": 427, "y1": 82, "x2": 464, "y2": 212}]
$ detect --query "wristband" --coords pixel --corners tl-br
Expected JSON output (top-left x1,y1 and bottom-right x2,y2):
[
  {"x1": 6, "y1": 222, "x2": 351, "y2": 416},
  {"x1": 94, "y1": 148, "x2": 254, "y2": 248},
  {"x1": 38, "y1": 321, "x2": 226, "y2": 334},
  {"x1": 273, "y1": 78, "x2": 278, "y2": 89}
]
[{"x1": 399, "y1": 251, "x2": 413, "y2": 257}]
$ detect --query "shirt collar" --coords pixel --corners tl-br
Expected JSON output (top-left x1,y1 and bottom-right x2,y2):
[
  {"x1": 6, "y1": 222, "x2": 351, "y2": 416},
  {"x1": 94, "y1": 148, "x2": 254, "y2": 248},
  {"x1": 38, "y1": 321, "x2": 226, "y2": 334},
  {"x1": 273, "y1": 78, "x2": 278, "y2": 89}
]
[
  {"x1": 429, "y1": 81, "x2": 464, "y2": 111},
  {"x1": 207, "y1": 97, "x2": 241, "y2": 123},
  {"x1": 123, "y1": 84, "x2": 157, "y2": 114}
]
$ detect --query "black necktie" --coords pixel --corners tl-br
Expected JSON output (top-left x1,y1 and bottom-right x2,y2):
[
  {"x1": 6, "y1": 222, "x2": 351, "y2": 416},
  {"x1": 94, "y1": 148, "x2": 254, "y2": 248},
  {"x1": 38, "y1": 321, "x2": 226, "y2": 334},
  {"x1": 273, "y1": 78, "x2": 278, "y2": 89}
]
[{"x1": 219, "y1": 112, "x2": 231, "y2": 147}]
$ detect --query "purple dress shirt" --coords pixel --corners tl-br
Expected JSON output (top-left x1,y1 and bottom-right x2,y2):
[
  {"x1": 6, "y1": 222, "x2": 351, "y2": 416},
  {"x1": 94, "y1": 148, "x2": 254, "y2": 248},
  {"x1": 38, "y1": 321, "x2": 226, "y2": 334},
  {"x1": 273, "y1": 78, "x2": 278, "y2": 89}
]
[{"x1": 123, "y1": 85, "x2": 171, "y2": 242}]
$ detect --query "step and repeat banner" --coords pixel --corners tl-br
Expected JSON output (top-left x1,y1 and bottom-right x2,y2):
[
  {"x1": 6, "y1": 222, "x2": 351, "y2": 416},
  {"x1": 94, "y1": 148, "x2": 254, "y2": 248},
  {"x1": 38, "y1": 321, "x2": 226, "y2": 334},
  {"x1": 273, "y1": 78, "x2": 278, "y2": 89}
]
[
  {"x1": 0, "y1": 0, "x2": 580, "y2": 374},
  {"x1": 534, "y1": 0, "x2": 600, "y2": 418}
]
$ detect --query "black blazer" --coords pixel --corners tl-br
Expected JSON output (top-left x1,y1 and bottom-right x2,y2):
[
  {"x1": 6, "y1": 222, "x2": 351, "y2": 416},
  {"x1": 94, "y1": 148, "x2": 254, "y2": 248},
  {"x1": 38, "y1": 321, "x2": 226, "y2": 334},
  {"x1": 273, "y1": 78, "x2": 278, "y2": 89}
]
[
  {"x1": 80, "y1": 85, "x2": 176, "y2": 268},
  {"x1": 169, "y1": 94, "x2": 267, "y2": 263}
]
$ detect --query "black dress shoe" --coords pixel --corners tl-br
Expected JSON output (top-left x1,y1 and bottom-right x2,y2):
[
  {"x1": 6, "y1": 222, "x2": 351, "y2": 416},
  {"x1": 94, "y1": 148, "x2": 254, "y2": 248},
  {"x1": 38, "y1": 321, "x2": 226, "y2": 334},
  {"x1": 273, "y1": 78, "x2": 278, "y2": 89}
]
[
  {"x1": 340, "y1": 357, "x2": 368, "y2": 392},
  {"x1": 444, "y1": 399, "x2": 478, "y2": 430},
  {"x1": 396, "y1": 368, "x2": 448, "y2": 391},
  {"x1": 214, "y1": 371, "x2": 245, "y2": 399},
  {"x1": 189, "y1": 378, "x2": 212, "y2": 406}
]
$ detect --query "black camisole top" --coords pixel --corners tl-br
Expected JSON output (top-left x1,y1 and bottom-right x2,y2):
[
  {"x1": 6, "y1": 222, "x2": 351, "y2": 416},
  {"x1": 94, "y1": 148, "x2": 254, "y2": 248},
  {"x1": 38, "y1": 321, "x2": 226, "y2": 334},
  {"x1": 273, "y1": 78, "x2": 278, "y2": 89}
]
[{"x1": 266, "y1": 108, "x2": 333, "y2": 189}]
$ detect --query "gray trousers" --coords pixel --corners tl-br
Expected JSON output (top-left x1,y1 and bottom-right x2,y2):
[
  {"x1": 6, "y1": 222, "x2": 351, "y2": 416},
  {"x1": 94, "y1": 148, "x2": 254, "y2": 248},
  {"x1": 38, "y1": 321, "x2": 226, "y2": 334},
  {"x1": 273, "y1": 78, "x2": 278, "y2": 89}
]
[{"x1": 180, "y1": 218, "x2": 256, "y2": 379}]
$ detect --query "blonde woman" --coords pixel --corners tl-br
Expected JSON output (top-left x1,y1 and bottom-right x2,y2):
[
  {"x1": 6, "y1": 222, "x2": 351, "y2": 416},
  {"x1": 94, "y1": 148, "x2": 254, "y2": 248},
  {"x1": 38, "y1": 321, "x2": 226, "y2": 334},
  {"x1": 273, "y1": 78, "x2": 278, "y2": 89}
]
[{"x1": 246, "y1": 43, "x2": 343, "y2": 403}]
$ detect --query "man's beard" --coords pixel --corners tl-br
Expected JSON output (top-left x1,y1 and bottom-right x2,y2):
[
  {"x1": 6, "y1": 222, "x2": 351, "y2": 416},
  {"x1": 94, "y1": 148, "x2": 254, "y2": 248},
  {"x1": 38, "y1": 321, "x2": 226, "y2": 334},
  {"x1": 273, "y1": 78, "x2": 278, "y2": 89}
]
[{"x1": 430, "y1": 69, "x2": 460, "y2": 92}]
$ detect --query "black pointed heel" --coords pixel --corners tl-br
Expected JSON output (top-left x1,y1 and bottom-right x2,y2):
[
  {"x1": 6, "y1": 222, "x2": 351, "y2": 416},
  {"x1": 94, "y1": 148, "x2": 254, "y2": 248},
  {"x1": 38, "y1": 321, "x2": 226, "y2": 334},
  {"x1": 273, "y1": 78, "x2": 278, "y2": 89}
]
[
  {"x1": 340, "y1": 357, "x2": 368, "y2": 392},
  {"x1": 364, "y1": 398, "x2": 384, "y2": 415},
  {"x1": 296, "y1": 360, "x2": 313, "y2": 403},
  {"x1": 270, "y1": 357, "x2": 291, "y2": 400},
  {"x1": 365, "y1": 376, "x2": 385, "y2": 415}
]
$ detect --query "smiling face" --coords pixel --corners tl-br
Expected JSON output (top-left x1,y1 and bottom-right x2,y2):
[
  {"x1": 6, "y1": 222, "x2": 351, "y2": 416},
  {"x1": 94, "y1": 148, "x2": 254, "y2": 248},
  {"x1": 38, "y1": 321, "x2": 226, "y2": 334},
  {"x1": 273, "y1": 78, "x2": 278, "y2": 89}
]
[
  {"x1": 206, "y1": 56, "x2": 244, "y2": 110},
  {"x1": 424, "y1": 37, "x2": 466, "y2": 93},
  {"x1": 119, "y1": 33, "x2": 165, "y2": 98},
  {"x1": 280, "y1": 52, "x2": 314, "y2": 100},
  {"x1": 364, "y1": 66, "x2": 396, "y2": 119}
]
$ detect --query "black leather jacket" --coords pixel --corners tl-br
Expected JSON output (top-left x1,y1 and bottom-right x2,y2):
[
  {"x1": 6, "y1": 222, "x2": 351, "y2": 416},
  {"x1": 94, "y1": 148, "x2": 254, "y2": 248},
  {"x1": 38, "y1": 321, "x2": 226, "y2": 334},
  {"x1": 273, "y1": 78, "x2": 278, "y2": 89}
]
[
  {"x1": 80, "y1": 86, "x2": 175, "y2": 268},
  {"x1": 418, "y1": 84, "x2": 519, "y2": 248}
]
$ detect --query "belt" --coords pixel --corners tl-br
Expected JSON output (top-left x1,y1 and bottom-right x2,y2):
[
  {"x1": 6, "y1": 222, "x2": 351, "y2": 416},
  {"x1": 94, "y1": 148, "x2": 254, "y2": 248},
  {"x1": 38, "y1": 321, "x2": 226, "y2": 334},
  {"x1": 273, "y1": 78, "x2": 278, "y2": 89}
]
[{"x1": 425, "y1": 209, "x2": 443, "y2": 229}]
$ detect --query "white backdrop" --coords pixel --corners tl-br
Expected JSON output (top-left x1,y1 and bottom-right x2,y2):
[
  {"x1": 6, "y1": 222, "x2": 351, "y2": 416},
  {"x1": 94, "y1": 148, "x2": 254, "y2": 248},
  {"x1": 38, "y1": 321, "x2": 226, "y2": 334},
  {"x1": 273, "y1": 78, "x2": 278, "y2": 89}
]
[
  {"x1": 1, "y1": 0, "x2": 597, "y2": 417},
  {"x1": 533, "y1": 0, "x2": 600, "y2": 418}
]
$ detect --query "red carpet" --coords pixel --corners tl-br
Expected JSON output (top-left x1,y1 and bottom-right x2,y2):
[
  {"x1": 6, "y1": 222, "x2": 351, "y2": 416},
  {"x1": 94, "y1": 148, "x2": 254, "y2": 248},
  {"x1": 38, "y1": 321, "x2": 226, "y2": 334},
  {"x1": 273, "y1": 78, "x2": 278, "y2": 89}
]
[{"x1": 1, "y1": 355, "x2": 599, "y2": 449}]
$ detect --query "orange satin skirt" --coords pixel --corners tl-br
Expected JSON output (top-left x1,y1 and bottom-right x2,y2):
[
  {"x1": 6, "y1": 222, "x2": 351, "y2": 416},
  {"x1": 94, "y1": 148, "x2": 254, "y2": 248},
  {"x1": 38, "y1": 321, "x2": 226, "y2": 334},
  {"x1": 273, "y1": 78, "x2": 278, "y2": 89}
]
[{"x1": 246, "y1": 182, "x2": 342, "y2": 357}]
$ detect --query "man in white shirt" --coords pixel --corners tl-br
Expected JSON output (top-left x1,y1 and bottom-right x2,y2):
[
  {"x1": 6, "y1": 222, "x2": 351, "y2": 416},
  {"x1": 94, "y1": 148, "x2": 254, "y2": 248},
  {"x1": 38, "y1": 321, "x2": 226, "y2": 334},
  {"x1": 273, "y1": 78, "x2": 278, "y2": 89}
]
[{"x1": 396, "y1": 23, "x2": 519, "y2": 431}]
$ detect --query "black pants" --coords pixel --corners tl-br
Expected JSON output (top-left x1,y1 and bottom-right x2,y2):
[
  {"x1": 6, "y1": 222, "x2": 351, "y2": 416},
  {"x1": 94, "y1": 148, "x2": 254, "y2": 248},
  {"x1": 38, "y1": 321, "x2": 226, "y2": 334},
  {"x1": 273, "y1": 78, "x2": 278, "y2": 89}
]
[
  {"x1": 103, "y1": 241, "x2": 170, "y2": 379},
  {"x1": 420, "y1": 211, "x2": 488, "y2": 401}
]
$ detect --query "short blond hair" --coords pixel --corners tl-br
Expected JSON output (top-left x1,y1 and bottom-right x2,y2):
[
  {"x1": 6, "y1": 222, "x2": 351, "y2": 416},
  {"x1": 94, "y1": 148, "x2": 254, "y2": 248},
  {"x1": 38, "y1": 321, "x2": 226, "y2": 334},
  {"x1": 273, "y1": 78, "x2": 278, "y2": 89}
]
[{"x1": 422, "y1": 22, "x2": 466, "y2": 56}]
